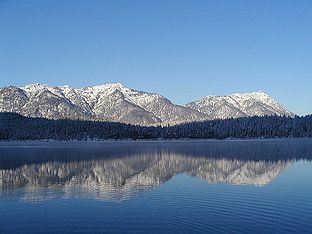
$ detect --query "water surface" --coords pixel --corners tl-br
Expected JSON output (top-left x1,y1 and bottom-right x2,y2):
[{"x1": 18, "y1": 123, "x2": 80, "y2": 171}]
[{"x1": 0, "y1": 139, "x2": 312, "y2": 233}]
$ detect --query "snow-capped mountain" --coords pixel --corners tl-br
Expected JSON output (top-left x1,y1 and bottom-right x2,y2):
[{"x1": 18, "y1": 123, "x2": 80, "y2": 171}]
[
  {"x1": 0, "y1": 83, "x2": 294, "y2": 125},
  {"x1": 78, "y1": 83, "x2": 207, "y2": 125},
  {"x1": 186, "y1": 91, "x2": 295, "y2": 120}
]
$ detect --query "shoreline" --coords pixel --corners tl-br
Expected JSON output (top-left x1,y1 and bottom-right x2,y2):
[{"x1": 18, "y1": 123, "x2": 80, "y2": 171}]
[{"x1": 0, "y1": 137, "x2": 310, "y2": 145}]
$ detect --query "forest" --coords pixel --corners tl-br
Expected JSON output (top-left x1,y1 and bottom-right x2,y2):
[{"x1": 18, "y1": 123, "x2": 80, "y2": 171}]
[{"x1": 0, "y1": 112, "x2": 311, "y2": 140}]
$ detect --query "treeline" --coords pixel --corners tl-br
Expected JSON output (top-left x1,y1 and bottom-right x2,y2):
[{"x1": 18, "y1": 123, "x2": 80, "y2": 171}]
[{"x1": 0, "y1": 112, "x2": 311, "y2": 140}]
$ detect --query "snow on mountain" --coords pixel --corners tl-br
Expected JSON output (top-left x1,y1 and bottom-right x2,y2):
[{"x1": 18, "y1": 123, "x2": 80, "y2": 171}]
[
  {"x1": 186, "y1": 91, "x2": 294, "y2": 120},
  {"x1": 20, "y1": 84, "x2": 92, "y2": 120},
  {"x1": 0, "y1": 86, "x2": 29, "y2": 113},
  {"x1": 0, "y1": 83, "x2": 295, "y2": 125},
  {"x1": 77, "y1": 83, "x2": 207, "y2": 125}
]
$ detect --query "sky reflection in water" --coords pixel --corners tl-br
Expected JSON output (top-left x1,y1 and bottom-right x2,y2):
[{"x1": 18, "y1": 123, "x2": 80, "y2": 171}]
[{"x1": 0, "y1": 139, "x2": 311, "y2": 233}]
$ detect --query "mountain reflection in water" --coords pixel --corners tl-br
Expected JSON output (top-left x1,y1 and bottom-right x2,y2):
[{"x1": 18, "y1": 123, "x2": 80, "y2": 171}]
[{"x1": 0, "y1": 139, "x2": 311, "y2": 202}]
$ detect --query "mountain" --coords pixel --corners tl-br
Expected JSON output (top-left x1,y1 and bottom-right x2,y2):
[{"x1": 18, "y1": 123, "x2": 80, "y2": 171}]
[
  {"x1": 78, "y1": 83, "x2": 206, "y2": 125},
  {"x1": 186, "y1": 91, "x2": 295, "y2": 120},
  {"x1": 0, "y1": 83, "x2": 294, "y2": 125}
]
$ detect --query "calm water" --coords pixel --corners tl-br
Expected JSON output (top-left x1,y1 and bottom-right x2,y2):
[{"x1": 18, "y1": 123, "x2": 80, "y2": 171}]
[{"x1": 0, "y1": 139, "x2": 312, "y2": 233}]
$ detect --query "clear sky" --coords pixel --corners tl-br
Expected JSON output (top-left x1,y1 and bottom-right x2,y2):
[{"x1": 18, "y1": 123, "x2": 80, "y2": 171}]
[{"x1": 0, "y1": 0, "x2": 311, "y2": 115}]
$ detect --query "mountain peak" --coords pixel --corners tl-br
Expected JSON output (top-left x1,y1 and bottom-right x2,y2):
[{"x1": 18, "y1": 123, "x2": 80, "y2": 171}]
[
  {"x1": 186, "y1": 91, "x2": 294, "y2": 119},
  {"x1": 93, "y1": 82, "x2": 126, "y2": 89},
  {"x1": 83, "y1": 82, "x2": 128, "y2": 92},
  {"x1": 230, "y1": 91, "x2": 271, "y2": 99},
  {"x1": 198, "y1": 91, "x2": 269, "y2": 101},
  {"x1": 23, "y1": 83, "x2": 48, "y2": 89}
]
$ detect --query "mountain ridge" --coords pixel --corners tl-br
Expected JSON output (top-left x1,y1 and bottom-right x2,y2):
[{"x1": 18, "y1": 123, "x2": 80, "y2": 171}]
[{"x1": 0, "y1": 83, "x2": 295, "y2": 126}]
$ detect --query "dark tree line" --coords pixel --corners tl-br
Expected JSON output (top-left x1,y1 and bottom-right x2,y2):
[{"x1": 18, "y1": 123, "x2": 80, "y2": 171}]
[{"x1": 0, "y1": 112, "x2": 311, "y2": 141}]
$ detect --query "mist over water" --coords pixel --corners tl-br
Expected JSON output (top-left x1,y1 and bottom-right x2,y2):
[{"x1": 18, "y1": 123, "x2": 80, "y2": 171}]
[{"x1": 0, "y1": 139, "x2": 312, "y2": 233}]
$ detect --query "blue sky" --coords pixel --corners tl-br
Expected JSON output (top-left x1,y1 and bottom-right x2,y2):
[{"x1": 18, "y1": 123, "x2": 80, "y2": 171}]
[{"x1": 0, "y1": 0, "x2": 311, "y2": 115}]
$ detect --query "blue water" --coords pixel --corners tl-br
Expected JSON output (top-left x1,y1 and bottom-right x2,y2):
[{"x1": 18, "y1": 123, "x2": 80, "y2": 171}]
[{"x1": 0, "y1": 139, "x2": 312, "y2": 233}]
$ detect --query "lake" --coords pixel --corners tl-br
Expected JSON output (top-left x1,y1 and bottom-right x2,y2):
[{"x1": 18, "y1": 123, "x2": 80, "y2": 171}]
[{"x1": 0, "y1": 139, "x2": 312, "y2": 233}]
